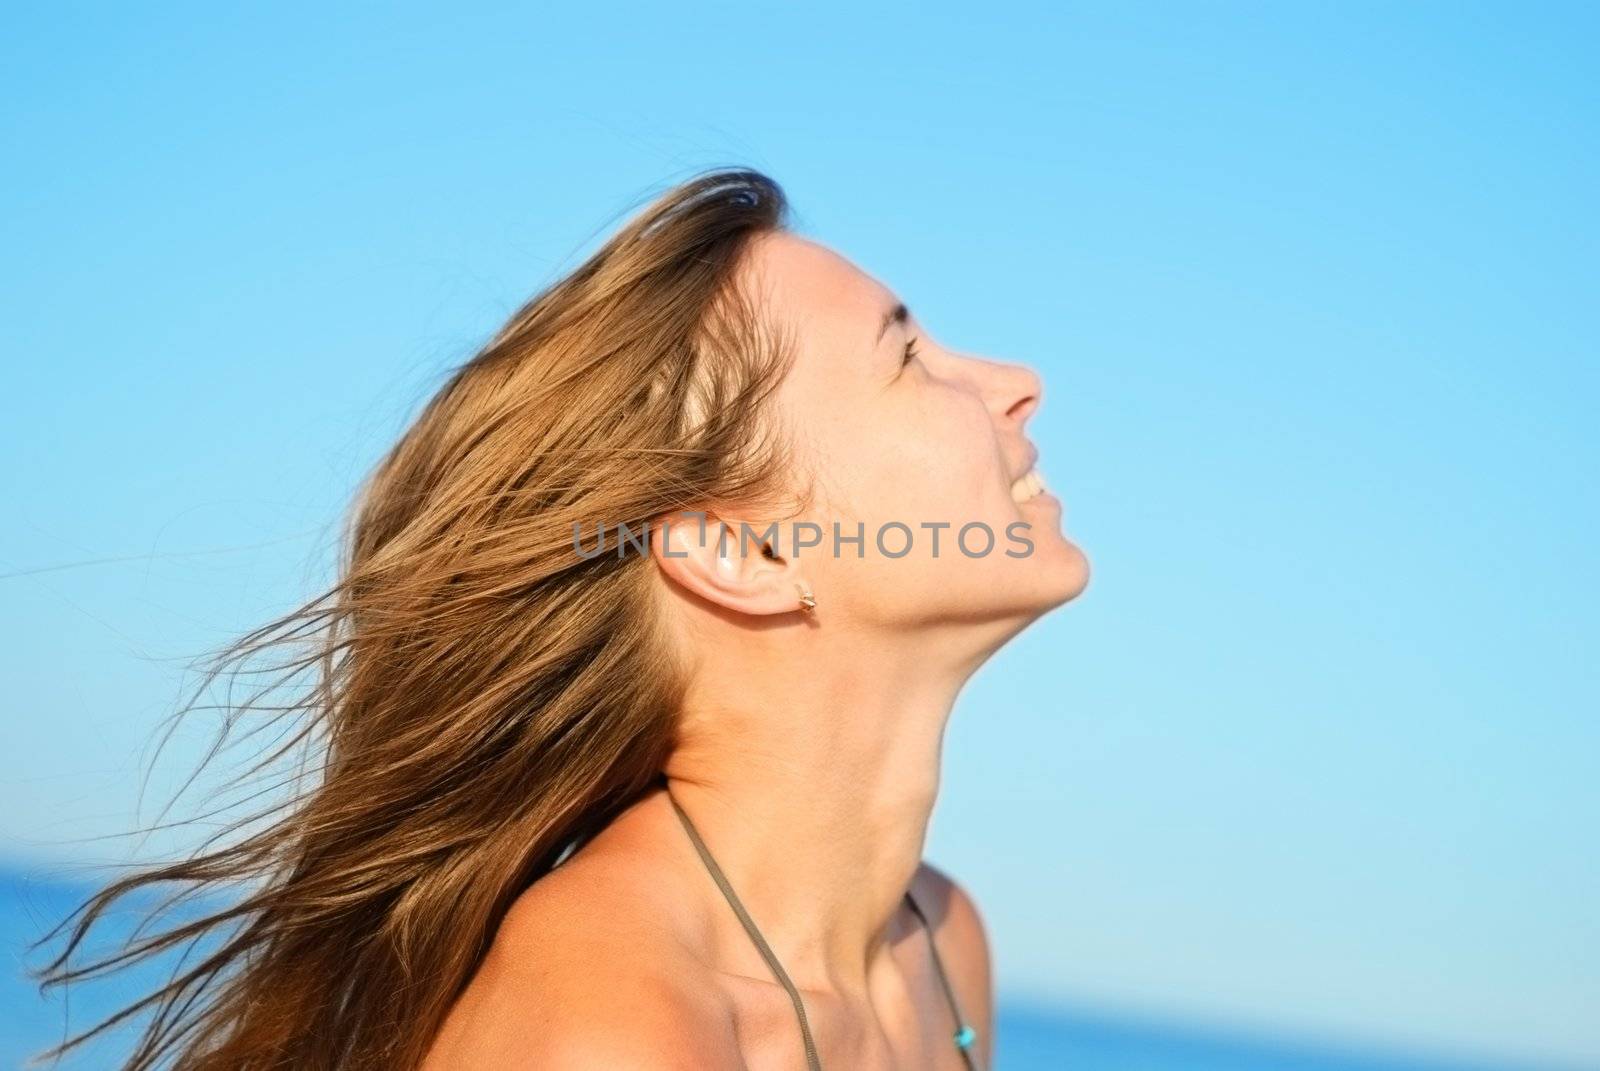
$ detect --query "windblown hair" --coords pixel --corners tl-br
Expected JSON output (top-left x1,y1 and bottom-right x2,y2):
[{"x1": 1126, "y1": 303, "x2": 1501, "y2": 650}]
[{"x1": 33, "y1": 167, "x2": 799, "y2": 1070}]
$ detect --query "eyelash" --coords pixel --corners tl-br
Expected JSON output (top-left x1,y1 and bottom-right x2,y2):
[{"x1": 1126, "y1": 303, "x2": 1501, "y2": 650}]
[{"x1": 901, "y1": 336, "x2": 921, "y2": 368}]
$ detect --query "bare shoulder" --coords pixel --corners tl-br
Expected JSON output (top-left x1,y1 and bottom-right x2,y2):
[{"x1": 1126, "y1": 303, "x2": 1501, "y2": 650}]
[
  {"x1": 911, "y1": 860, "x2": 996, "y2": 1067},
  {"x1": 422, "y1": 855, "x2": 741, "y2": 1070}
]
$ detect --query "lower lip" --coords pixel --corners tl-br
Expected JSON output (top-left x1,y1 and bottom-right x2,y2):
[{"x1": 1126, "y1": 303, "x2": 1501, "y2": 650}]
[{"x1": 1019, "y1": 492, "x2": 1059, "y2": 509}]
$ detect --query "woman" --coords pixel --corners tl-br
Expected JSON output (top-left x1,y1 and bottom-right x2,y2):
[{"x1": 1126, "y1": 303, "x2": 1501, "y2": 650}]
[{"x1": 38, "y1": 168, "x2": 1089, "y2": 1070}]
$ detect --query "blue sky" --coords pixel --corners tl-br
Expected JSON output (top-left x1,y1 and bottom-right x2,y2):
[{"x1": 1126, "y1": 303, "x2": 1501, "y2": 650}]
[{"x1": 2, "y1": 2, "x2": 1596, "y2": 1068}]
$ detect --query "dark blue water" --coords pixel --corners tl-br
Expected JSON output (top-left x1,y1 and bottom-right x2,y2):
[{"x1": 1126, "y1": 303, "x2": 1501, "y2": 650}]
[{"x1": 3, "y1": 868, "x2": 1588, "y2": 1071}]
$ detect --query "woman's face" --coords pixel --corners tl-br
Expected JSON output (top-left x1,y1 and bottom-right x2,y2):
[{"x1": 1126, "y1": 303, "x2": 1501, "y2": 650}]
[{"x1": 748, "y1": 233, "x2": 1089, "y2": 636}]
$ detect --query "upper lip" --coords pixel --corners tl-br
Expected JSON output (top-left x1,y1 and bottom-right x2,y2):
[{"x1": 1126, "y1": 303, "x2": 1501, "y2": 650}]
[{"x1": 1010, "y1": 444, "x2": 1040, "y2": 482}]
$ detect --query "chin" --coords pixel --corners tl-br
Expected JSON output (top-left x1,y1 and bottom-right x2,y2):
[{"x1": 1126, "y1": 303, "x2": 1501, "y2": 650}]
[
  {"x1": 1036, "y1": 537, "x2": 1088, "y2": 605},
  {"x1": 951, "y1": 545, "x2": 1087, "y2": 660},
  {"x1": 1018, "y1": 535, "x2": 1091, "y2": 613},
  {"x1": 965, "y1": 537, "x2": 1089, "y2": 637},
  {"x1": 1002, "y1": 494, "x2": 1087, "y2": 601},
  {"x1": 918, "y1": 517, "x2": 1090, "y2": 630},
  {"x1": 1053, "y1": 538, "x2": 1092, "y2": 600}
]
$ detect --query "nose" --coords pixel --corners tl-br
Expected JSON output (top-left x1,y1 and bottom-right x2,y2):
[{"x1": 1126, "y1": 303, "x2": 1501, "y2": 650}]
[
  {"x1": 1003, "y1": 362, "x2": 1043, "y2": 425},
  {"x1": 971, "y1": 355, "x2": 1043, "y2": 427}
]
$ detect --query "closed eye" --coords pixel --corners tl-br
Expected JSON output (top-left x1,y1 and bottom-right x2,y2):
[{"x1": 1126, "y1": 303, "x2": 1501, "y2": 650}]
[{"x1": 901, "y1": 336, "x2": 921, "y2": 368}]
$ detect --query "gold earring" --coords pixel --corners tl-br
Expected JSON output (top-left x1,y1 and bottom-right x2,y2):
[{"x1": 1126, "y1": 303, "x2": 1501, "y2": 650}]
[{"x1": 795, "y1": 580, "x2": 816, "y2": 613}]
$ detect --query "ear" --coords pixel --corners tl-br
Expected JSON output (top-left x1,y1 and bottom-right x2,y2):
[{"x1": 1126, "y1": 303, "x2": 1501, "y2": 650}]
[{"x1": 651, "y1": 510, "x2": 808, "y2": 618}]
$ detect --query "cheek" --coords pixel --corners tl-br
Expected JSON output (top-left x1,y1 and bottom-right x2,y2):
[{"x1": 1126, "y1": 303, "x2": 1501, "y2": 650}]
[{"x1": 866, "y1": 393, "x2": 1003, "y2": 522}]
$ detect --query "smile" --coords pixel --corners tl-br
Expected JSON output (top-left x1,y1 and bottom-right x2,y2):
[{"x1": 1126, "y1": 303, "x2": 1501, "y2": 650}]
[{"x1": 1010, "y1": 466, "x2": 1048, "y2": 504}]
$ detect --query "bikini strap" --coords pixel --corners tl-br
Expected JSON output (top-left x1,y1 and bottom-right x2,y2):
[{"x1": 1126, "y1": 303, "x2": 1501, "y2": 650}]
[{"x1": 904, "y1": 888, "x2": 983, "y2": 1070}]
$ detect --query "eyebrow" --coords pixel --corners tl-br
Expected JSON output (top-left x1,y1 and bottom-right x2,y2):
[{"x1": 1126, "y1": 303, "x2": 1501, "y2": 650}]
[{"x1": 875, "y1": 302, "x2": 909, "y2": 346}]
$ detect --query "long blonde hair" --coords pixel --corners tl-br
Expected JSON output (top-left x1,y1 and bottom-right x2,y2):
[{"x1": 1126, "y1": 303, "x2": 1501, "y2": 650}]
[{"x1": 34, "y1": 167, "x2": 799, "y2": 1070}]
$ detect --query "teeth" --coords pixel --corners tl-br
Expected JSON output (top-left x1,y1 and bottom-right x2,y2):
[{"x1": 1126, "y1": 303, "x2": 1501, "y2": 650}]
[{"x1": 1011, "y1": 467, "x2": 1047, "y2": 503}]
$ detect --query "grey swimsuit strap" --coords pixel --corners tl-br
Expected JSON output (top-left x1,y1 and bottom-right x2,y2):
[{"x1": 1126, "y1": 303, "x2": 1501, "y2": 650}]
[{"x1": 668, "y1": 790, "x2": 982, "y2": 1070}]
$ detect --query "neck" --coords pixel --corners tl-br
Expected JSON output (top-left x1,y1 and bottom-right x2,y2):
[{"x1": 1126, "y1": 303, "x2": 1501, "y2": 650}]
[{"x1": 653, "y1": 623, "x2": 986, "y2": 1000}]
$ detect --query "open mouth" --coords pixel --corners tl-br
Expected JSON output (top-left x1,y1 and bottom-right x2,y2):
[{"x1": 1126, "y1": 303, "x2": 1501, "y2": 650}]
[{"x1": 1010, "y1": 466, "x2": 1048, "y2": 504}]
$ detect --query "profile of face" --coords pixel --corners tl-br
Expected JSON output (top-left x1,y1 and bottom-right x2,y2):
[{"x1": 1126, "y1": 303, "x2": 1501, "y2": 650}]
[{"x1": 655, "y1": 232, "x2": 1089, "y2": 657}]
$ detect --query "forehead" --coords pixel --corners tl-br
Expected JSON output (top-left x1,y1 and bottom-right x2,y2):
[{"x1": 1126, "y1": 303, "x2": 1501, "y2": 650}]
[{"x1": 741, "y1": 232, "x2": 892, "y2": 366}]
